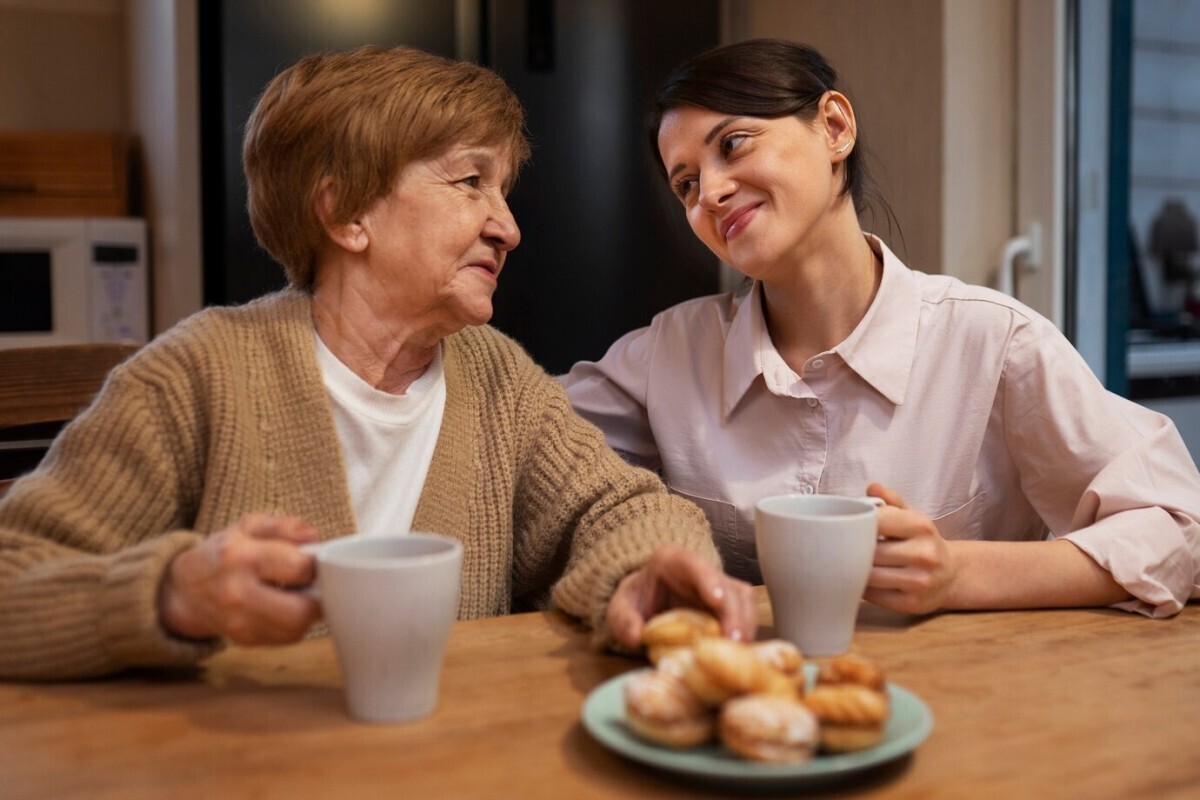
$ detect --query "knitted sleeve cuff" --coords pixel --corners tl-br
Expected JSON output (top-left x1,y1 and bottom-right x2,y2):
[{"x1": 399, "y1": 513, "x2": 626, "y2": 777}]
[
  {"x1": 97, "y1": 530, "x2": 224, "y2": 671},
  {"x1": 549, "y1": 496, "x2": 720, "y2": 647}
]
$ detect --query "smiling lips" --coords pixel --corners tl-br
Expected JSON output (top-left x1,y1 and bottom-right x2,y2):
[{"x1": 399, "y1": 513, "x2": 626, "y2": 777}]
[{"x1": 719, "y1": 203, "x2": 761, "y2": 242}]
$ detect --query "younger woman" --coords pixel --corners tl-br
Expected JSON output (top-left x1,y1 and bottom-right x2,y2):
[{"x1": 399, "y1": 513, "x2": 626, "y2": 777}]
[{"x1": 562, "y1": 39, "x2": 1200, "y2": 618}]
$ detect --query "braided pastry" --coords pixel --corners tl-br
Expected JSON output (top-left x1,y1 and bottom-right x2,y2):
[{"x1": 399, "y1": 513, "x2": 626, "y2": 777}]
[
  {"x1": 803, "y1": 683, "x2": 889, "y2": 752},
  {"x1": 815, "y1": 652, "x2": 886, "y2": 692}
]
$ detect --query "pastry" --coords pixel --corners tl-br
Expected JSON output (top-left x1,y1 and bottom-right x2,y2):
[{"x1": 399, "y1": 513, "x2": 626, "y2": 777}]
[
  {"x1": 718, "y1": 693, "x2": 820, "y2": 763},
  {"x1": 622, "y1": 639, "x2": 892, "y2": 759},
  {"x1": 640, "y1": 608, "x2": 721, "y2": 663},
  {"x1": 816, "y1": 652, "x2": 886, "y2": 692},
  {"x1": 807, "y1": 652, "x2": 889, "y2": 752},
  {"x1": 653, "y1": 645, "x2": 696, "y2": 682},
  {"x1": 623, "y1": 669, "x2": 715, "y2": 748},
  {"x1": 682, "y1": 636, "x2": 773, "y2": 706},
  {"x1": 751, "y1": 639, "x2": 806, "y2": 696},
  {"x1": 758, "y1": 666, "x2": 804, "y2": 701},
  {"x1": 803, "y1": 683, "x2": 890, "y2": 752},
  {"x1": 657, "y1": 642, "x2": 807, "y2": 703}
]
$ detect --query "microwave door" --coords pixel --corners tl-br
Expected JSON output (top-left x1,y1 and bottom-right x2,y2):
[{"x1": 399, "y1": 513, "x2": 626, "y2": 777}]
[
  {"x1": 0, "y1": 249, "x2": 53, "y2": 337},
  {"x1": 0, "y1": 220, "x2": 91, "y2": 347}
]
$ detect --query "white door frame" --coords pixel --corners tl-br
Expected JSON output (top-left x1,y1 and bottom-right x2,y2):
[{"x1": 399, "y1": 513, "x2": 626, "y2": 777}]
[{"x1": 1010, "y1": 0, "x2": 1067, "y2": 330}]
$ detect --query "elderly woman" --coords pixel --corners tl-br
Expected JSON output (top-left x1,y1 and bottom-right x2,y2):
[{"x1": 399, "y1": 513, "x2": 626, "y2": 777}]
[{"x1": 0, "y1": 46, "x2": 755, "y2": 680}]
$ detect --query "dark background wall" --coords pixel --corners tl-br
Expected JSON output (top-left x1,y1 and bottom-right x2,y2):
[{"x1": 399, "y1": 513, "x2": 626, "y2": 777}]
[{"x1": 199, "y1": 0, "x2": 718, "y2": 374}]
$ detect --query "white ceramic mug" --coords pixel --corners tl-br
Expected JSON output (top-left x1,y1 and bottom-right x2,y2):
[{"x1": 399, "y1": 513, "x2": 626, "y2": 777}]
[
  {"x1": 306, "y1": 533, "x2": 463, "y2": 724},
  {"x1": 754, "y1": 494, "x2": 882, "y2": 657}
]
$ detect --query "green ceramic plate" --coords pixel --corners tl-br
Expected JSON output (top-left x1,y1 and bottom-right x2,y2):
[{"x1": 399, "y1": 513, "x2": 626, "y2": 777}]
[{"x1": 581, "y1": 665, "x2": 933, "y2": 788}]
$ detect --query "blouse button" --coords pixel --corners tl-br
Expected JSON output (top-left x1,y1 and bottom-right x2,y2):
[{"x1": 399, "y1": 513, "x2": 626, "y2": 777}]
[
  {"x1": 810, "y1": 358, "x2": 825, "y2": 370},
  {"x1": 806, "y1": 397, "x2": 818, "y2": 407},
  {"x1": 801, "y1": 484, "x2": 815, "y2": 495}
]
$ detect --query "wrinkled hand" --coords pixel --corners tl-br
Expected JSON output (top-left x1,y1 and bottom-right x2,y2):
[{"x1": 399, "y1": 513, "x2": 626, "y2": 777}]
[
  {"x1": 605, "y1": 544, "x2": 757, "y2": 650},
  {"x1": 158, "y1": 513, "x2": 321, "y2": 644},
  {"x1": 863, "y1": 483, "x2": 959, "y2": 615}
]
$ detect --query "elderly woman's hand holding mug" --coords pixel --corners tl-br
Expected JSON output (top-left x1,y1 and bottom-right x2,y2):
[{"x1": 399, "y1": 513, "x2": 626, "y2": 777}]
[{"x1": 158, "y1": 513, "x2": 321, "y2": 644}]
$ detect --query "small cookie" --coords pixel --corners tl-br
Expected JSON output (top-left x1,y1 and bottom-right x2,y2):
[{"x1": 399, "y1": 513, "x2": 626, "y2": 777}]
[
  {"x1": 683, "y1": 637, "x2": 773, "y2": 706},
  {"x1": 751, "y1": 639, "x2": 806, "y2": 696},
  {"x1": 816, "y1": 652, "x2": 886, "y2": 692},
  {"x1": 623, "y1": 669, "x2": 715, "y2": 748},
  {"x1": 641, "y1": 608, "x2": 721, "y2": 664},
  {"x1": 758, "y1": 667, "x2": 803, "y2": 701},
  {"x1": 719, "y1": 694, "x2": 819, "y2": 763},
  {"x1": 803, "y1": 683, "x2": 890, "y2": 753},
  {"x1": 654, "y1": 645, "x2": 696, "y2": 682}
]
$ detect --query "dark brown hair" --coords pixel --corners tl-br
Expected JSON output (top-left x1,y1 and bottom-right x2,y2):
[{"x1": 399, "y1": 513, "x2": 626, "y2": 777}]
[
  {"x1": 243, "y1": 45, "x2": 531, "y2": 289},
  {"x1": 649, "y1": 38, "x2": 879, "y2": 215}
]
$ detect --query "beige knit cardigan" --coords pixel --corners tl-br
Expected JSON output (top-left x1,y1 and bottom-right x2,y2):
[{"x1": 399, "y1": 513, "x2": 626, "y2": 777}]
[{"x1": 0, "y1": 290, "x2": 717, "y2": 679}]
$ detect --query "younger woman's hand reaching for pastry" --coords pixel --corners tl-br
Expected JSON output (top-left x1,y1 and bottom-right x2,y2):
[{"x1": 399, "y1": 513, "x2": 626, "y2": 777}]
[
  {"x1": 863, "y1": 483, "x2": 960, "y2": 615},
  {"x1": 606, "y1": 544, "x2": 757, "y2": 651}
]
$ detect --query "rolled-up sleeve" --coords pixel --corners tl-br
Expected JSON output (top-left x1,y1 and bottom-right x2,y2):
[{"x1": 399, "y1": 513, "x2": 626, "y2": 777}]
[{"x1": 1005, "y1": 317, "x2": 1200, "y2": 616}]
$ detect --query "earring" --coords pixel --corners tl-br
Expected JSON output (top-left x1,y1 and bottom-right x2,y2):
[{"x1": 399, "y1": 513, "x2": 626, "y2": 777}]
[{"x1": 832, "y1": 100, "x2": 853, "y2": 155}]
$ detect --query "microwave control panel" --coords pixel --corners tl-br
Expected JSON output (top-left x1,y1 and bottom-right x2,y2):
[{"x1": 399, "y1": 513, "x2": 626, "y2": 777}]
[
  {"x1": 91, "y1": 243, "x2": 144, "y2": 342},
  {"x1": 88, "y1": 218, "x2": 148, "y2": 344}
]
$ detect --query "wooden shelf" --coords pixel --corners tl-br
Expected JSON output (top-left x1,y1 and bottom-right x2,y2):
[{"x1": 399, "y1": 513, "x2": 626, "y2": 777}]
[{"x1": 0, "y1": 131, "x2": 130, "y2": 217}]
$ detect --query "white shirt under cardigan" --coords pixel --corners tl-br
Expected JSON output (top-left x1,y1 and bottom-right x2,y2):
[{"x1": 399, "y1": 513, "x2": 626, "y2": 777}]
[
  {"x1": 561, "y1": 235, "x2": 1200, "y2": 617},
  {"x1": 314, "y1": 333, "x2": 445, "y2": 537}
]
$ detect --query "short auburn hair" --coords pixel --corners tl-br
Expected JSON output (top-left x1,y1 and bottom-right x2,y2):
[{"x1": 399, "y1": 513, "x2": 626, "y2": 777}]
[{"x1": 243, "y1": 45, "x2": 531, "y2": 289}]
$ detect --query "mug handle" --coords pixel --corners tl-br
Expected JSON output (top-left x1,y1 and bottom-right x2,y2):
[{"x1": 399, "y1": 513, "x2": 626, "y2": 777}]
[
  {"x1": 866, "y1": 495, "x2": 886, "y2": 541},
  {"x1": 290, "y1": 542, "x2": 324, "y2": 601}
]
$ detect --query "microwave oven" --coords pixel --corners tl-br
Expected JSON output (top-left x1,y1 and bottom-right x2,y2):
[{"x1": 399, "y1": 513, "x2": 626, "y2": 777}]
[{"x1": 0, "y1": 217, "x2": 148, "y2": 348}]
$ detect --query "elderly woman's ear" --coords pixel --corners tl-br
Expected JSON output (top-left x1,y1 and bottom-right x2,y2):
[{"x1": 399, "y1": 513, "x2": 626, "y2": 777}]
[{"x1": 315, "y1": 176, "x2": 369, "y2": 254}]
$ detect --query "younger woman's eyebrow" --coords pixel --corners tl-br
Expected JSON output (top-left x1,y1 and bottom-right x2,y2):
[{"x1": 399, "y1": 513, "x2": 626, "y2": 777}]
[
  {"x1": 666, "y1": 116, "x2": 742, "y2": 179},
  {"x1": 704, "y1": 116, "x2": 741, "y2": 145}
]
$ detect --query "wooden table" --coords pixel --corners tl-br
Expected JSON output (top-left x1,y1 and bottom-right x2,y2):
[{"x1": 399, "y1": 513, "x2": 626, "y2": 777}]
[{"x1": 2, "y1": 592, "x2": 1199, "y2": 799}]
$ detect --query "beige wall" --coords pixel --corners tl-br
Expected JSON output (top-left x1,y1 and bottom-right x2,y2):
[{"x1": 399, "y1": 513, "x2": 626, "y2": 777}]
[
  {"x1": 725, "y1": 0, "x2": 1016, "y2": 284},
  {"x1": 725, "y1": 0, "x2": 945, "y2": 273},
  {"x1": 0, "y1": 0, "x2": 201, "y2": 334},
  {"x1": 0, "y1": 0, "x2": 127, "y2": 130},
  {"x1": 944, "y1": 0, "x2": 1016, "y2": 288}
]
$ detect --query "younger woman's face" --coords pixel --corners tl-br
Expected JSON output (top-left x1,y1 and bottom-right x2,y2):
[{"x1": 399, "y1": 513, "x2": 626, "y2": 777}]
[{"x1": 656, "y1": 104, "x2": 847, "y2": 282}]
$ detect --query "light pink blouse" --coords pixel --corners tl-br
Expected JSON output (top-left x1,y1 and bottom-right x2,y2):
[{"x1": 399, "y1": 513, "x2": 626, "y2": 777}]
[{"x1": 561, "y1": 236, "x2": 1200, "y2": 617}]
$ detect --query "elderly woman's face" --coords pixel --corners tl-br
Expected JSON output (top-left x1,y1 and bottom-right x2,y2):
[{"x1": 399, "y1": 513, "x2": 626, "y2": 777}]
[{"x1": 356, "y1": 141, "x2": 520, "y2": 331}]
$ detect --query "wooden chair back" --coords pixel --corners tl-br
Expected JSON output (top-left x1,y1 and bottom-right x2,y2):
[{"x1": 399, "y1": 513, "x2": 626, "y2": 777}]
[{"x1": 0, "y1": 343, "x2": 139, "y2": 498}]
